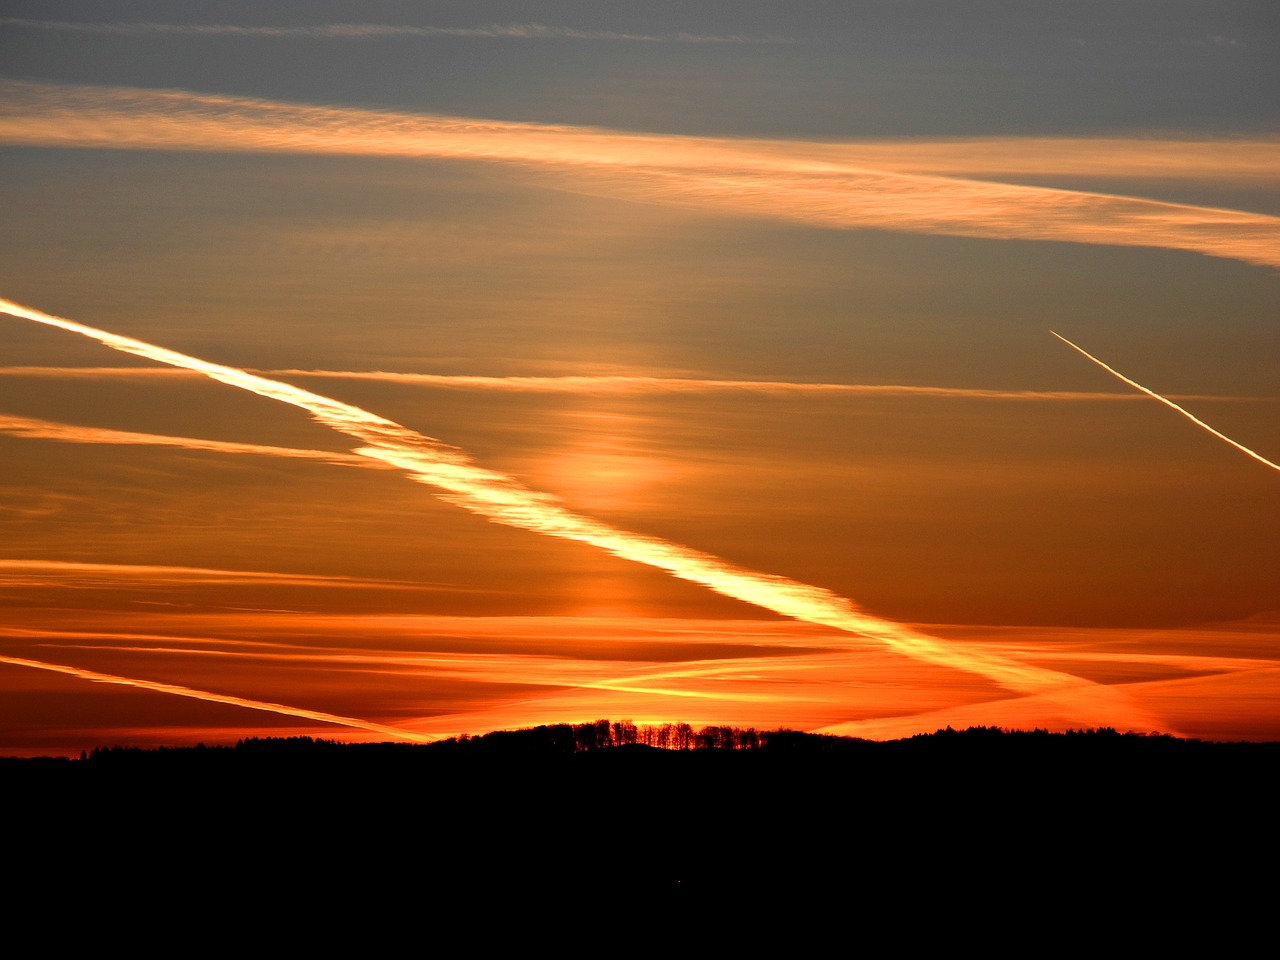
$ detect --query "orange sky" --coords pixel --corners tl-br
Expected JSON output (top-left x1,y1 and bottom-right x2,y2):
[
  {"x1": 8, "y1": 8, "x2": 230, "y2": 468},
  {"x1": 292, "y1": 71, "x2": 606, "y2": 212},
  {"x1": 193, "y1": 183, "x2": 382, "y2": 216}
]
[{"x1": 0, "y1": 5, "x2": 1276, "y2": 756}]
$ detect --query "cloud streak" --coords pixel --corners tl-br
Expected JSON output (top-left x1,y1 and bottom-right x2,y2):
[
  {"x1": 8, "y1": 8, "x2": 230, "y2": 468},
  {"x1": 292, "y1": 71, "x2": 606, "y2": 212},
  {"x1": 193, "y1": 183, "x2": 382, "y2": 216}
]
[
  {"x1": 0, "y1": 18, "x2": 779, "y2": 44},
  {"x1": 271, "y1": 369, "x2": 1257, "y2": 402},
  {"x1": 0, "y1": 652, "x2": 435, "y2": 742},
  {"x1": 1, "y1": 82, "x2": 1275, "y2": 267},
  {"x1": 0, "y1": 558, "x2": 411, "y2": 590},
  {"x1": 1, "y1": 365, "x2": 1263, "y2": 402},
  {"x1": 0, "y1": 295, "x2": 1135, "y2": 712},
  {"x1": 0, "y1": 412, "x2": 387, "y2": 469},
  {"x1": 1052, "y1": 331, "x2": 1280, "y2": 474}
]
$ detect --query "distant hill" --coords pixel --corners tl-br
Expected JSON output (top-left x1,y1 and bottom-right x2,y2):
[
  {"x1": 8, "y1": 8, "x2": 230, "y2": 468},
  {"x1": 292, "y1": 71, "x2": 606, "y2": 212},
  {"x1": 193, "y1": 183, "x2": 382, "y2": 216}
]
[{"x1": 5, "y1": 724, "x2": 1276, "y2": 909}]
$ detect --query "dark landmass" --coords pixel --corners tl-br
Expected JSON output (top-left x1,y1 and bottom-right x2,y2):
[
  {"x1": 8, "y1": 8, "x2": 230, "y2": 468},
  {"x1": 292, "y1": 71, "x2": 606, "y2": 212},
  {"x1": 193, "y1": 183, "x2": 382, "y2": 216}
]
[{"x1": 5, "y1": 724, "x2": 1276, "y2": 916}]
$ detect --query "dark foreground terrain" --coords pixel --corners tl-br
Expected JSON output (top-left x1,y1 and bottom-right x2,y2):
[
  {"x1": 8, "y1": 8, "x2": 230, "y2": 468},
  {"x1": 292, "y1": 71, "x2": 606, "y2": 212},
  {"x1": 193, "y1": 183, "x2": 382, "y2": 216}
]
[{"x1": 5, "y1": 725, "x2": 1277, "y2": 922}]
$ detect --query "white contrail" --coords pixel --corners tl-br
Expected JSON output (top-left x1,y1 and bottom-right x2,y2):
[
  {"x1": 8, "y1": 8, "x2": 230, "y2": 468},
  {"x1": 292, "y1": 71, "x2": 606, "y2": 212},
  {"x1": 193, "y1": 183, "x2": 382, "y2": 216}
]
[
  {"x1": 0, "y1": 653, "x2": 436, "y2": 742},
  {"x1": 1, "y1": 82, "x2": 1276, "y2": 267},
  {"x1": 1051, "y1": 331, "x2": 1280, "y2": 474},
  {"x1": 0, "y1": 295, "x2": 1122, "y2": 705}
]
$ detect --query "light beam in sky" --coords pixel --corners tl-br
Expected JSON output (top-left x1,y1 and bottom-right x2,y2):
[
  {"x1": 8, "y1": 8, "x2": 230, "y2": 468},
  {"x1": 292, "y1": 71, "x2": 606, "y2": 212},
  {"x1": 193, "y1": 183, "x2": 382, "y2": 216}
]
[
  {"x1": 1051, "y1": 331, "x2": 1280, "y2": 474},
  {"x1": 1, "y1": 82, "x2": 1276, "y2": 267},
  {"x1": 0, "y1": 295, "x2": 1137, "y2": 712}
]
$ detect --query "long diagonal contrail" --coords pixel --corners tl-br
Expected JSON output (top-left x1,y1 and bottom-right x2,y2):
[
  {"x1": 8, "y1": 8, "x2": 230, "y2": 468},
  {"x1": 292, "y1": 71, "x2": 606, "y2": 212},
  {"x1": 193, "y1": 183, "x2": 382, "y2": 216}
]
[
  {"x1": 0, "y1": 295, "x2": 1118, "y2": 703},
  {"x1": 1051, "y1": 331, "x2": 1280, "y2": 474},
  {"x1": 0, "y1": 653, "x2": 436, "y2": 742}
]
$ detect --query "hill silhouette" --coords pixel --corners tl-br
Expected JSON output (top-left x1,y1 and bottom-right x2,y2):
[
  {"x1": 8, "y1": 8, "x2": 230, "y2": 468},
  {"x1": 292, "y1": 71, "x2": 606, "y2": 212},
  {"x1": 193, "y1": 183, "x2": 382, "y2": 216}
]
[{"x1": 5, "y1": 723, "x2": 1275, "y2": 914}]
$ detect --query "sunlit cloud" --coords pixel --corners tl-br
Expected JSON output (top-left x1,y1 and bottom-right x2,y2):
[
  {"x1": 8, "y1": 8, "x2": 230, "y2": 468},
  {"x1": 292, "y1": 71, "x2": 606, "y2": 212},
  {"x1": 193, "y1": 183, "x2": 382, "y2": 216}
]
[
  {"x1": 0, "y1": 412, "x2": 387, "y2": 469},
  {"x1": 1, "y1": 82, "x2": 1275, "y2": 266},
  {"x1": 1, "y1": 295, "x2": 1146, "y2": 719},
  {"x1": 796, "y1": 137, "x2": 1280, "y2": 183},
  {"x1": 1052, "y1": 331, "x2": 1280, "y2": 473},
  {"x1": 0, "y1": 18, "x2": 782, "y2": 44},
  {"x1": 0, "y1": 652, "x2": 435, "y2": 742}
]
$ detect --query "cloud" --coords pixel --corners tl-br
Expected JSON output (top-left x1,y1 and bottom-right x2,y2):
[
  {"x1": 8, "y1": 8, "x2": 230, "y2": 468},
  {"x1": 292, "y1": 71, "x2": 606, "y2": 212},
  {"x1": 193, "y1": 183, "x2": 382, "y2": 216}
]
[
  {"x1": 1, "y1": 294, "x2": 1149, "y2": 720},
  {"x1": 1052, "y1": 332, "x2": 1280, "y2": 474},
  {"x1": 0, "y1": 18, "x2": 780, "y2": 44},
  {"x1": 1, "y1": 82, "x2": 1275, "y2": 267}
]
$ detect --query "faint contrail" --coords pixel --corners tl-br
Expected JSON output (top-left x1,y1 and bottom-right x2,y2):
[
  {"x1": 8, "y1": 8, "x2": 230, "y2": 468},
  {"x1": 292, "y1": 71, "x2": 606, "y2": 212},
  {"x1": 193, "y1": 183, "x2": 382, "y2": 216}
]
[
  {"x1": 0, "y1": 412, "x2": 387, "y2": 468},
  {"x1": 0, "y1": 295, "x2": 1113, "y2": 702},
  {"x1": 0, "y1": 558, "x2": 415, "y2": 589},
  {"x1": 271, "y1": 370, "x2": 1152, "y2": 400},
  {"x1": 1051, "y1": 331, "x2": 1280, "y2": 474},
  {"x1": 0, "y1": 653, "x2": 436, "y2": 742},
  {"x1": 1, "y1": 364, "x2": 1260, "y2": 402},
  {"x1": 0, "y1": 18, "x2": 780, "y2": 44},
  {"x1": 1, "y1": 82, "x2": 1276, "y2": 267}
]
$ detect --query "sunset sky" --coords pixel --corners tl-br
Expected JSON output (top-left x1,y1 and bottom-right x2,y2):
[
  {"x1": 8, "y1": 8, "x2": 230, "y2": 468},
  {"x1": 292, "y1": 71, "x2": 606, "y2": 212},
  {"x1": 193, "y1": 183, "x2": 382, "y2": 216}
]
[{"x1": 1, "y1": 1, "x2": 1277, "y2": 756}]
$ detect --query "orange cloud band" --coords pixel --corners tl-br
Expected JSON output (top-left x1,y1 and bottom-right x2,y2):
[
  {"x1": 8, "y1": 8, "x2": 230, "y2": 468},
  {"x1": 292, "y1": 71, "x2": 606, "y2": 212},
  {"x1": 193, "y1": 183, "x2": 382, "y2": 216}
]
[{"x1": 1, "y1": 81, "x2": 1276, "y2": 267}]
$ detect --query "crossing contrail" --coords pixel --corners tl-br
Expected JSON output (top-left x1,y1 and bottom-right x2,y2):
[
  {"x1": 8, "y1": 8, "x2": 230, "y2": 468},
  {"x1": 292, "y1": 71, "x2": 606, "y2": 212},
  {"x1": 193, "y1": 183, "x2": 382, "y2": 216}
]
[
  {"x1": 0, "y1": 295, "x2": 1129, "y2": 707},
  {"x1": 0, "y1": 653, "x2": 437, "y2": 742},
  {"x1": 1051, "y1": 331, "x2": 1280, "y2": 474}
]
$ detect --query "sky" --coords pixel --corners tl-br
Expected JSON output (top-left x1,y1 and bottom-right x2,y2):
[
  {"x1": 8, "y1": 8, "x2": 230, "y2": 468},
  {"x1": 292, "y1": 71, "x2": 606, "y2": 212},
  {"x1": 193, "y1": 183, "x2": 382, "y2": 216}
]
[{"x1": 0, "y1": 1, "x2": 1276, "y2": 756}]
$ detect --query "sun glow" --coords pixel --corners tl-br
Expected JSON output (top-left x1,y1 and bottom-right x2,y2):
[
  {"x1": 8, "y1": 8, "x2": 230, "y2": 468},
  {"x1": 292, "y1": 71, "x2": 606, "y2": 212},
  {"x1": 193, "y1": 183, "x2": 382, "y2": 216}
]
[{"x1": 0, "y1": 295, "x2": 1163, "y2": 734}]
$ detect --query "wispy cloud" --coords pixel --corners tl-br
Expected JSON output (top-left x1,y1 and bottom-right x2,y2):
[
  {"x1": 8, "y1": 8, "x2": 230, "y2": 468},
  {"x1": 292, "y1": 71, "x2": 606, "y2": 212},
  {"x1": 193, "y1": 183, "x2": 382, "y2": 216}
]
[
  {"x1": 0, "y1": 18, "x2": 780, "y2": 44},
  {"x1": 1, "y1": 295, "x2": 1150, "y2": 720},
  {"x1": 0, "y1": 652, "x2": 435, "y2": 741},
  {"x1": 1, "y1": 82, "x2": 1275, "y2": 267},
  {"x1": 1052, "y1": 331, "x2": 1280, "y2": 473}
]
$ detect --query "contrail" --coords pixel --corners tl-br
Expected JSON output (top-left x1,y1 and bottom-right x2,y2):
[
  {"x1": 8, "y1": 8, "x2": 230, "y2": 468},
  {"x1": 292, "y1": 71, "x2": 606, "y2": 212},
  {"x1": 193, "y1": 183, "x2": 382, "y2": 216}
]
[
  {"x1": 0, "y1": 653, "x2": 436, "y2": 742},
  {"x1": 0, "y1": 295, "x2": 1119, "y2": 704},
  {"x1": 0, "y1": 558, "x2": 416, "y2": 590},
  {"x1": 0, "y1": 18, "x2": 780, "y2": 44},
  {"x1": 1, "y1": 82, "x2": 1276, "y2": 267},
  {"x1": 1, "y1": 364, "x2": 1262, "y2": 402},
  {"x1": 1051, "y1": 331, "x2": 1280, "y2": 474},
  {"x1": 270, "y1": 370, "x2": 1154, "y2": 401},
  {"x1": 0, "y1": 412, "x2": 388, "y2": 468}
]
